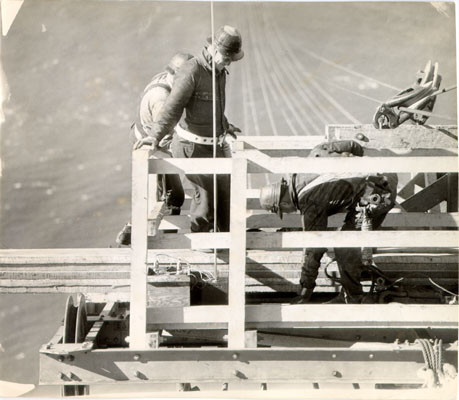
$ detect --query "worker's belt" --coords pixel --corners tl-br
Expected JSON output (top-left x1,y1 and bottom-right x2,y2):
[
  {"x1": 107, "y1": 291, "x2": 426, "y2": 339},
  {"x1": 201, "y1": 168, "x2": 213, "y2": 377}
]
[{"x1": 176, "y1": 125, "x2": 220, "y2": 145}]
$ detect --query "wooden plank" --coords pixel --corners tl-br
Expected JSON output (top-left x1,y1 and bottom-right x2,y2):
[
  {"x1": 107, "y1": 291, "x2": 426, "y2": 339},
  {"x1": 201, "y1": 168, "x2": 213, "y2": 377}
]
[
  {"x1": 85, "y1": 302, "x2": 116, "y2": 344},
  {"x1": 244, "y1": 154, "x2": 458, "y2": 174},
  {"x1": 401, "y1": 175, "x2": 448, "y2": 212},
  {"x1": 149, "y1": 231, "x2": 459, "y2": 250},
  {"x1": 147, "y1": 154, "x2": 457, "y2": 175},
  {"x1": 447, "y1": 173, "x2": 458, "y2": 212},
  {"x1": 236, "y1": 136, "x2": 324, "y2": 150},
  {"x1": 327, "y1": 124, "x2": 458, "y2": 149},
  {"x1": 398, "y1": 173, "x2": 427, "y2": 199},
  {"x1": 245, "y1": 211, "x2": 459, "y2": 229},
  {"x1": 156, "y1": 209, "x2": 459, "y2": 230},
  {"x1": 39, "y1": 345, "x2": 459, "y2": 386},
  {"x1": 0, "y1": 248, "x2": 132, "y2": 264},
  {"x1": 0, "y1": 276, "x2": 190, "y2": 286},
  {"x1": 149, "y1": 158, "x2": 232, "y2": 174},
  {"x1": 148, "y1": 201, "x2": 167, "y2": 237},
  {"x1": 148, "y1": 232, "x2": 230, "y2": 249},
  {"x1": 228, "y1": 157, "x2": 248, "y2": 349},
  {"x1": 130, "y1": 148, "x2": 150, "y2": 349},
  {"x1": 145, "y1": 304, "x2": 458, "y2": 330},
  {"x1": 0, "y1": 249, "x2": 456, "y2": 268}
]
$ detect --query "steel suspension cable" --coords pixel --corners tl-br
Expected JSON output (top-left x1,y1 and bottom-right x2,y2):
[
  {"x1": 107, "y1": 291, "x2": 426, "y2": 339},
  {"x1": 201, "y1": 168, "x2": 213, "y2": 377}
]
[{"x1": 210, "y1": 1, "x2": 218, "y2": 276}]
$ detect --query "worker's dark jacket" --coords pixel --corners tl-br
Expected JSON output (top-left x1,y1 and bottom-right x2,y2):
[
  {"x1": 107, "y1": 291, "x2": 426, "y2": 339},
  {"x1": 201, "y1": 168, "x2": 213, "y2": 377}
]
[
  {"x1": 150, "y1": 46, "x2": 228, "y2": 142},
  {"x1": 288, "y1": 140, "x2": 398, "y2": 297},
  {"x1": 149, "y1": 46, "x2": 232, "y2": 233}
]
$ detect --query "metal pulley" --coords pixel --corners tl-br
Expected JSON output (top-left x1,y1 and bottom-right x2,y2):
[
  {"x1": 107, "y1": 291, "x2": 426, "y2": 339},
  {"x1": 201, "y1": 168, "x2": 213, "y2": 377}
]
[
  {"x1": 372, "y1": 60, "x2": 454, "y2": 129},
  {"x1": 63, "y1": 293, "x2": 89, "y2": 344}
]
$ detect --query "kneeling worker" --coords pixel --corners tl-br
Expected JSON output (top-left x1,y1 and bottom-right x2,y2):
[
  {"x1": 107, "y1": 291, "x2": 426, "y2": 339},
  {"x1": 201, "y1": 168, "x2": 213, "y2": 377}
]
[{"x1": 259, "y1": 140, "x2": 398, "y2": 304}]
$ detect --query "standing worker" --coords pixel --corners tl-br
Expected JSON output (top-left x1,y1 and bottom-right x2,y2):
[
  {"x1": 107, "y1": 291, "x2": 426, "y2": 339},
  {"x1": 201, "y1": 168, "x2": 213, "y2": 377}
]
[
  {"x1": 259, "y1": 140, "x2": 398, "y2": 304},
  {"x1": 116, "y1": 52, "x2": 193, "y2": 246},
  {"x1": 134, "y1": 25, "x2": 244, "y2": 233}
]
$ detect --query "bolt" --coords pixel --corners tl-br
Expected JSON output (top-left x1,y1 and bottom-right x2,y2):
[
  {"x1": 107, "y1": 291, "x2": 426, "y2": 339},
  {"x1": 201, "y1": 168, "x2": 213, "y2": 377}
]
[
  {"x1": 222, "y1": 383, "x2": 228, "y2": 391},
  {"x1": 133, "y1": 354, "x2": 141, "y2": 361},
  {"x1": 332, "y1": 371, "x2": 339, "y2": 377},
  {"x1": 232, "y1": 353, "x2": 238, "y2": 360},
  {"x1": 57, "y1": 355, "x2": 65, "y2": 363},
  {"x1": 355, "y1": 335, "x2": 361, "y2": 340},
  {"x1": 135, "y1": 371, "x2": 141, "y2": 378},
  {"x1": 356, "y1": 133, "x2": 365, "y2": 141},
  {"x1": 369, "y1": 354, "x2": 374, "y2": 359},
  {"x1": 233, "y1": 369, "x2": 240, "y2": 377},
  {"x1": 332, "y1": 354, "x2": 337, "y2": 359},
  {"x1": 67, "y1": 355, "x2": 75, "y2": 362}
]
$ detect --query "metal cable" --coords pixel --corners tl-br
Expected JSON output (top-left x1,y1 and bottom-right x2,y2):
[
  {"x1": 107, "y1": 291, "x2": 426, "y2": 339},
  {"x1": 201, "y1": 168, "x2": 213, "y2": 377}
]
[{"x1": 210, "y1": 2, "x2": 218, "y2": 277}]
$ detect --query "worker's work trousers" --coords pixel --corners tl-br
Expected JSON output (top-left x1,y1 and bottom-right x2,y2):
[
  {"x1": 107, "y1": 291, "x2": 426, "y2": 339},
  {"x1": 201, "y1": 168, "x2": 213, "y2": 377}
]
[
  {"x1": 171, "y1": 135, "x2": 230, "y2": 232},
  {"x1": 157, "y1": 174, "x2": 184, "y2": 212},
  {"x1": 131, "y1": 129, "x2": 184, "y2": 212},
  {"x1": 299, "y1": 205, "x2": 388, "y2": 298}
]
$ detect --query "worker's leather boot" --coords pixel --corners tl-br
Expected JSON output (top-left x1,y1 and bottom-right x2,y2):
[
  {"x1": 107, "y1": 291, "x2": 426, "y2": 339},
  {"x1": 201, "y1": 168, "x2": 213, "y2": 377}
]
[{"x1": 291, "y1": 287, "x2": 314, "y2": 304}]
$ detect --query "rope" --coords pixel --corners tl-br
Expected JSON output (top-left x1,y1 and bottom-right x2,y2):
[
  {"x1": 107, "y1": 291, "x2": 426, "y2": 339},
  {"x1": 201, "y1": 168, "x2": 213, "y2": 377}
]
[
  {"x1": 151, "y1": 253, "x2": 216, "y2": 289},
  {"x1": 415, "y1": 338, "x2": 445, "y2": 387},
  {"x1": 210, "y1": 2, "x2": 218, "y2": 278}
]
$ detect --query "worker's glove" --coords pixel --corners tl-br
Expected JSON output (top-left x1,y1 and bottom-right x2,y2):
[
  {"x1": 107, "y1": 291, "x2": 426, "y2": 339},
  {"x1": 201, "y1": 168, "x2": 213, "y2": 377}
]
[
  {"x1": 158, "y1": 133, "x2": 173, "y2": 151},
  {"x1": 226, "y1": 123, "x2": 241, "y2": 140},
  {"x1": 133, "y1": 136, "x2": 159, "y2": 151}
]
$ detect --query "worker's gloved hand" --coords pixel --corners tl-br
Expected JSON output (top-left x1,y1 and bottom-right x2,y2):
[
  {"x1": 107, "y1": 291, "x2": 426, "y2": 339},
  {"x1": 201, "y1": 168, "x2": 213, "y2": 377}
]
[
  {"x1": 310, "y1": 140, "x2": 364, "y2": 158},
  {"x1": 133, "y1": 136, "x2": 159, "y2": 151},
  {"x1": 226, "y1": 123, "x2": 241, "y2": 140}
]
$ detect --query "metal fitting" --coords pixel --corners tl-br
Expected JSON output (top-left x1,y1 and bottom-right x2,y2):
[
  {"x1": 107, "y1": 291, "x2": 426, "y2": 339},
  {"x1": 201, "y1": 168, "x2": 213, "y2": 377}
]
[{"x1": 133, "y1": 354, "x2": 141, "y2": 361}]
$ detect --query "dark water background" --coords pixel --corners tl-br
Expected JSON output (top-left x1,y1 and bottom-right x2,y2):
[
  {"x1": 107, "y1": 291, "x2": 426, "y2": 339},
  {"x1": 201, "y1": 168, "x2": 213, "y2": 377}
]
[{"x1": 0, "y1": 0, "x2": 456, "y2": 389}]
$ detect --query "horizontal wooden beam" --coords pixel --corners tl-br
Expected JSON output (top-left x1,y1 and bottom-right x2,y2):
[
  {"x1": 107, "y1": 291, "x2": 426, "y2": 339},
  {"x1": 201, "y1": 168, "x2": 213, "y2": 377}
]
[
  {"x1": 146, "y1": 304, "x2": 458, "y2": 330},
  {"x1": 148, "y1": 231, "x2": 459, "y2": 249},
  {"x1": 401, "y1": 174, "x2": 448, "y2": 212},
  {"x1": 39, "y1": 344, "x2": 458, "y2": 387},
  {"x1": 155, "y1": 211, "x2": 459, "y2": 232},
  {"x1": 244, "y1": 154, "x2": 458, "y2": 174},
  {"x1": 1, "y1": 248, "x2": 456, "y2": 266},
  {"x1": 236, "y1": 135, "x2": 324, "y2": 150},
  {"x1": 327, "y1": 124, "x2": 458, "y2": 149},
  {"x1": 147, "y1": 156, "x2": 457, "y2": 174},
  {"x1": 149, "y1": 158, "x2": 232, "y2": 174}
]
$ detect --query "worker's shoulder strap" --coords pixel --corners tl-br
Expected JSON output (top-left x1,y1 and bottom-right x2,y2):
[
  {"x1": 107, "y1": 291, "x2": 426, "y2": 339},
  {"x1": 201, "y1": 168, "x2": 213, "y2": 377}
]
[
  {"x1": 143, "y1": 72, "x2": 171, "y2": 94},
  {"x1": 131, "y1": 72, "x2": 172, "y2": 138}
]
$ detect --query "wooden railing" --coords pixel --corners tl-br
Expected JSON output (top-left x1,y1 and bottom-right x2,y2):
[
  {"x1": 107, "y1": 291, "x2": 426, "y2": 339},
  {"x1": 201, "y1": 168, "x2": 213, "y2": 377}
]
[{"x1": 128, "y1": 125, "x2": 458, "y2": 349}]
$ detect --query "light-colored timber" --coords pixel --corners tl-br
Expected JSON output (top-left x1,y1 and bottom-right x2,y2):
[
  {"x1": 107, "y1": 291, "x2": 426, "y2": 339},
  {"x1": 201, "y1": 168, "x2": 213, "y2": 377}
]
[{"x1": 2, "y1": 125, "x2": 457, "y2": 393}]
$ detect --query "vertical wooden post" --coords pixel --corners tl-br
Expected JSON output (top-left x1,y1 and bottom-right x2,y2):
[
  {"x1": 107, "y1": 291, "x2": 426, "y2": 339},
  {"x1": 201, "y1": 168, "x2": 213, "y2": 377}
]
[
  {"x1": 129, "y1": 148, "x2": 150, "y2": 349},
  {"x1": 228, "y1": 155, "x2": 247, "y2": 348},
  {"x1": 447, "y1": 173, "x2": 458, "y2": 212}
]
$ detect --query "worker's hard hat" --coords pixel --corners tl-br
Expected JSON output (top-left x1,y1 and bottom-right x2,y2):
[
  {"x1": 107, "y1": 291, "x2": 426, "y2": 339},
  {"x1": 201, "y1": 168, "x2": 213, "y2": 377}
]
[
  {"x1": 208, "y1": 25, "x2": 244, "y2": 61},
  {"x1": 259, "y1": 179, "x2": 287, "y2": 219},
  {"x1": 165, "y1": 52, "x2": 193, "y2": 75}
]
